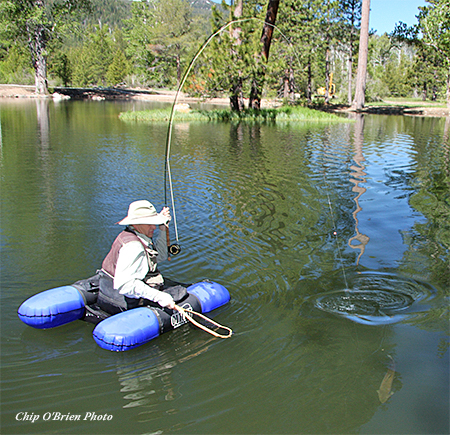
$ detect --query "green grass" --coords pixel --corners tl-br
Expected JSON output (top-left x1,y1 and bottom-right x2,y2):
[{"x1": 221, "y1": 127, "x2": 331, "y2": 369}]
[
  {"x1": 368, "y1": 97, "x2": 447, "y2": 108},
  {"x1": 118, "y1": 105, "x2": 349, "y2": 123}
]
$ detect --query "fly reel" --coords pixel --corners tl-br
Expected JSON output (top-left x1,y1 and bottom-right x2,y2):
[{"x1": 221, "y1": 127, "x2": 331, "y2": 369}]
[{"x1": 168, "y1": 243, "x2": 181, "y2": 256}]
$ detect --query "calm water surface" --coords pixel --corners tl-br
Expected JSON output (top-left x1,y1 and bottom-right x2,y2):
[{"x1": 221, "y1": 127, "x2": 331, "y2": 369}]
[{"x1": 1, "y1": 99, "x2": 449, "y2": 435}]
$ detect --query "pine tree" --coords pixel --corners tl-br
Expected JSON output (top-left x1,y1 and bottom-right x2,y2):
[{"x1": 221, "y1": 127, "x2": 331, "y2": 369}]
[
  {"x1": 106, "y1": 49, "x2": 129, "y2": 86},
  {"x1": 418, "y1": 0, "x2": 450, "y2": 107}
]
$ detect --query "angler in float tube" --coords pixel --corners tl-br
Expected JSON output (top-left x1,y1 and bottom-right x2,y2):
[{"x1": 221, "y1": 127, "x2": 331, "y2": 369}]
[{"x1": 98, "y1": 200, "x2": 178, "y2": 314}]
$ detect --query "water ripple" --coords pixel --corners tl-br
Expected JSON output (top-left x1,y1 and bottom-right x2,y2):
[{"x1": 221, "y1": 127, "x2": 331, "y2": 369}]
[{"x1": 310, "y1": 271, "x2": 438, "y2": 325}]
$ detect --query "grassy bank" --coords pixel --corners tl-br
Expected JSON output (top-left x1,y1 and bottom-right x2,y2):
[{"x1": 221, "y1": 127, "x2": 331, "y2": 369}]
[{"x1": 119, "y1": 105, "x2": 349, "y2": 123}]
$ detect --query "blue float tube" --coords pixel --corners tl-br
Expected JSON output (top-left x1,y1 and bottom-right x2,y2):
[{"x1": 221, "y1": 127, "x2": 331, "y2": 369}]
[
  {"x1": 187, "y1": 281, "x2": 230, "y2": 313},
  {"x1": 18, "y1": 286, "x2": 85, "y2": 329},
  {"x1": 93, "y1": 281, "x2": 230, "y2": 351},
  {"x1": 93, "y1": 307, "x2": 160, "y2": 351}
]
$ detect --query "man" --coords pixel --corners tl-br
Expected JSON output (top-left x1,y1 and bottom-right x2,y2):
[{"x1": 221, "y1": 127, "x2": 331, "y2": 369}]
[{"x1": 98, "y1": 200, "x2": 176, "y2": 314}]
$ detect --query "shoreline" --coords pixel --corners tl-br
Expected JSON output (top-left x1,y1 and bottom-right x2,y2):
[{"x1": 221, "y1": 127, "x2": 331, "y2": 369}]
[{"x1": 1, "y1": 84, "x2": 449, "y2": 117}]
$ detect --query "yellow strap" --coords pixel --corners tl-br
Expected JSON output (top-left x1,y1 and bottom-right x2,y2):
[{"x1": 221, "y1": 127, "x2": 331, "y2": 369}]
[{"x1": 174, "y1": 305, "x2": 233, "y2": 338}]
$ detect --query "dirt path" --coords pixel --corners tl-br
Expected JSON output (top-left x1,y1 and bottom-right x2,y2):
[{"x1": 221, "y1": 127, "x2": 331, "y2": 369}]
[
  {"x1": 1, "y1": 84, "x2": 448, "y2": 117},
  {"x1": 0, "y1": 84, "x2": 231, "y2": 106},
  {"x1": 330, "y1": 102, "x2": 450, "y2": 117}
]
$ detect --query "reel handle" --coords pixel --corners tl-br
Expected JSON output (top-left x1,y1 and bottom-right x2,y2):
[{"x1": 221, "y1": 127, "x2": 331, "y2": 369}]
[{"x1": 165, "y1": 225, "x2": 181, "y2": 260}]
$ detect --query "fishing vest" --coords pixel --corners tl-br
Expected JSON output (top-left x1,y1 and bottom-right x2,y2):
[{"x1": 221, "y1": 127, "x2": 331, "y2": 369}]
[{"x1": 101, "y1": 227, "x2": 163, "y2": 286}]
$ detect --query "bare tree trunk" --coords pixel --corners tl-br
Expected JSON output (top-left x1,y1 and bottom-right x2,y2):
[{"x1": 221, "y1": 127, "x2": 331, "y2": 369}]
[
  {"x1": 27, "y1": 0, "x2": 49, "y2": 95},
  {"x1": 347, "y1": 11, "x2": 355, "y2": 105},
  {"x1": 176, "y1": 53, "x2": 181, "y2": 89},
  {"x1": 248, "y1": 0, "x2": 280, "y2": 109},
  {"x1": 447, "y1": 66, "x2": 450, "y2": 108},
  {"x1": 307, "y1": 57, "x2": 312, "y2": 103},
  {"x1": 230, "y1": 79, "x2": 245, "y2": 112},
  {"x1": 229, "y1": 0, "x2": 245, "y2": 112},
  {"x1": 324, "y1": 47, "x2": 330, "y2": 104},
  {"x1": 231, "y1": 0, "x2": 243, "y2": 42},
  {"x1": 352, "y1": 0, "x2": 370, "y2": 110},
  {"x1": 28, "y1": 23, "x2": 48, "y2": 95},
  {"x1": 289, "y1": 65, "x2": 295, "y2": 100},
  {"x1": 347, "y1": 56, "x2": 353, "y2": 105},
  {"x1": 324, "y1": 1, "x2": 331, "y2": 105},
  {"x1": 282, "y1": 59, "x2": 295, "y2": 100},
  {"x1": 260, "y1": 0, "x2": 280, "y2": 61}
]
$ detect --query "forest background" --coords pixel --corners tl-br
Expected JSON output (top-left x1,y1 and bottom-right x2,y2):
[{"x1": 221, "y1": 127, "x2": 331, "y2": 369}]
[{"x1": 0, "y1": 0, "x2": 449, "y2": 108}]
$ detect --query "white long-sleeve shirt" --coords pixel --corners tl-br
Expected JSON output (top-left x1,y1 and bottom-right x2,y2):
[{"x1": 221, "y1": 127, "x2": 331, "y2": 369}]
[{"x1": 114, "y1": 227, "x2": 170, "y2": 305}]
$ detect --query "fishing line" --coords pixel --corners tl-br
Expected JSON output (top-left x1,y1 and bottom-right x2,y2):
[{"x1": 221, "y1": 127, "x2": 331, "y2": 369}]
[
  {"x1": 319, "y1": 138, "x2": 365, "y2": 371},
  {"x1": 321, "y1": 167, "x2": 349, "y2": 290},
  {"x1": 163, "y1": 18, "x2": 302, "y2": 248}
]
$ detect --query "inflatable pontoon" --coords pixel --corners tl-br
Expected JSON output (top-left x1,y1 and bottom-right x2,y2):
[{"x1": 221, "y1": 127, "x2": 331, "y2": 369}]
[{"x1": 18, "y1": 276, "x2": 230, "y2": 351}]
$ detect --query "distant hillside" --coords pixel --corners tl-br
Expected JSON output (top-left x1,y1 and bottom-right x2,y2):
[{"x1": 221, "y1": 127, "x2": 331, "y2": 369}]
[
  {"x1": 190, "y1": 0, "x2": 216, "y2": 12},
  {"x1": 87, "y1": 0, "x2": 216, "y2": 28}
]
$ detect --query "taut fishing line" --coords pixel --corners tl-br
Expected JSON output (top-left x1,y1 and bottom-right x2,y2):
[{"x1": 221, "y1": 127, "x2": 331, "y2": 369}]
[
  {"x1": 322, "y1": 167, "x2": 350, "y2": 290},
  {"x1": 163, "y1": 18, "x2": 302, "y2": 252}
]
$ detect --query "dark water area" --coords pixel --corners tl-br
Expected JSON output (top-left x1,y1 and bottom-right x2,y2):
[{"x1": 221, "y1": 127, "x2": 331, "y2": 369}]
[{"x1": 1, "y1": 99, "x2": 449, "y2": 434}]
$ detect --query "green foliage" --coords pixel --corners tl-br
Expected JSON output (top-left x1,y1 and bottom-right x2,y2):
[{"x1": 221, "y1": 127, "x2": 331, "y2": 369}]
[
  {"x1": 419, "y1": 0, "x2": 450, "y2": 62},
  {"x1": 71, "y1": 26, "x2": 114, "y2": 86},
  {"x1": 106, "y1": 49, "x2": 129, "y2": 86},
  {"x1": 392, "y1": 0, "x2": 450, "y2": 103},
  {"x1": 0, "y1": 0, "x2": 448, "y2": 105},
  {"x1": 0, "y1": 0, "x2": 92, "y2": 92},
  {"x1": 48, "y1": 50, "x2": 71, "y2": 86},
  {"x1": 0, "y1": 44, "x2": 34, "y2": 84},
  {"x1": 121, "y1": 0, "x2": 205, "y2": 88}
]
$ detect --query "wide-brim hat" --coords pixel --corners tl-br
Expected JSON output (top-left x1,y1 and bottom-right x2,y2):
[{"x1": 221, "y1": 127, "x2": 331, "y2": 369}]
[{"x1": 117, "y1": 200, "x2": 168, "y2": 226}]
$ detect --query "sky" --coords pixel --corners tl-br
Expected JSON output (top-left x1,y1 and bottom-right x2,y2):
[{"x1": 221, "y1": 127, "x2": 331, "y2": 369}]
[
  {"x1": 368, "y1": 0, "x2": 427, "y2": 35},
  {"x1": 215, "y1": 1, "x2": 430, "y2": 36}
]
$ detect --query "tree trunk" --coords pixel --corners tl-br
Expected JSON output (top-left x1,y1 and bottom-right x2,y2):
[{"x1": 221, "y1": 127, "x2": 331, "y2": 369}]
[
  {"x1": 324, "y1": 47, "x2": 330, "y2": 104},
  {"x1": 248, "y1": 0, "x2": 280, "y2": 109},
  {"x1": 289, "y1": 65, "x2": 295, "y2": 100},
  {"x1": 447, "y1": 66, "x2": 450, "y2": 109},
  {"x1": 347, "y1": 56, "x2": 353, "y2": 105},
  {"x1": 230, "y1": 78, "x2": 245, "y2": 112},
  {"x1": 229, "y1": 0, "x2": 244, "y2": 111},
  {"x1": 28, "y1": 23, "x2": 49, "y2": 95},
  {"x1": 34, "y1": 48, "x2": 48, "y2": 95},
  {"x1": 352, "y1": 0, "x2": 370, "y2": 110},
  {"x1": 347, "y1": 11, "x2": 355, "y2": 105},
  {"x1": 283, "y1": 60, "x2": 295, "y2": 100},
  {"x1": 260, "y1": 0, "x2": 280, "y2": 61},
  {"x1": 176, "y1": 53, "x2": 181, "y2": 89},
  {"x1": 27, "y1": 1, "x2": 49, "y2": 95},
  {"x1": 307, "y1": 57, "x2": 312, "y2": 103}
]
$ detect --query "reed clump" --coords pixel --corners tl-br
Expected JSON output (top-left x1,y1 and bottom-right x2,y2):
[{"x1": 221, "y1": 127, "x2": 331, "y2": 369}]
[{"x1": 119, "y1": 105, "x2": 347, "y2": 123}]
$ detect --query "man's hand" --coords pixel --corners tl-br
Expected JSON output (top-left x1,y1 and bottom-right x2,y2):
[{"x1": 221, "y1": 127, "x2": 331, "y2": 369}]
[
  {"x1": 156, "y1": 291, "x2": 175, "y2": 309},
  {"x1": 161, "y1": 207, "x2": 171, "y2": 221}
]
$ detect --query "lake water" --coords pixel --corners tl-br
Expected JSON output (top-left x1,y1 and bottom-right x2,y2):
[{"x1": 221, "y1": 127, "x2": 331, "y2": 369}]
[{"x1": 1, "y1": 98, "x2": 448, "y2": 435}]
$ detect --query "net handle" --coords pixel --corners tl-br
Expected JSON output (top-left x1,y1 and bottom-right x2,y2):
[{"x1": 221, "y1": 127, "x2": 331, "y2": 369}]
[{"x1": 174, "y1": 305, "x2": 233, "y2": 339}]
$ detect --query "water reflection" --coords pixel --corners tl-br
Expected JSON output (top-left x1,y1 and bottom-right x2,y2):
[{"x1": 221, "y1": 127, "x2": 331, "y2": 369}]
[
  {"x1": 348, "y1": 115, "x2": 369, "y2": 265},
  {"x1": 36, "y1": 99, "x2": 50, "y2": 150}
]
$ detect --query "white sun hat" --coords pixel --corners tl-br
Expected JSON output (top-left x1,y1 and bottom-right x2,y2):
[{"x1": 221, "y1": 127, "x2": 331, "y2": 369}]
[{"x1": 117, "y1": 200, "x2": 168, "y2": 226}]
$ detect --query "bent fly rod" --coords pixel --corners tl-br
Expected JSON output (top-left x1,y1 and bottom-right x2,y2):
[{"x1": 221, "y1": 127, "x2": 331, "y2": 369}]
[
  {"x1": 163, "y1": 19, "x2": 254, "y2": 257},
  {"x1": 163, "y1": 18, "x2": 300, "y2": 256}
]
